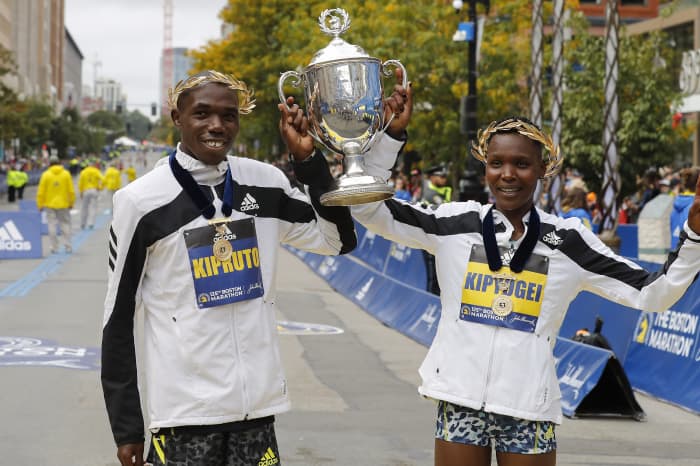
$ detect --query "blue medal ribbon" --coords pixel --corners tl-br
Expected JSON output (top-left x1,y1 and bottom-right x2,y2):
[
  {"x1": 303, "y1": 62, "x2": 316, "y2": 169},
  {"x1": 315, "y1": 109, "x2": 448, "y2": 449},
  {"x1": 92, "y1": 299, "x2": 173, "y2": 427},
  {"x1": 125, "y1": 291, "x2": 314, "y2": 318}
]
[
  {"x1": 482, "y1": 205, "x2": 540, "y2": 273},
  {"x1": 169, "y1": 150, "x2": 234, "y2": 219}
]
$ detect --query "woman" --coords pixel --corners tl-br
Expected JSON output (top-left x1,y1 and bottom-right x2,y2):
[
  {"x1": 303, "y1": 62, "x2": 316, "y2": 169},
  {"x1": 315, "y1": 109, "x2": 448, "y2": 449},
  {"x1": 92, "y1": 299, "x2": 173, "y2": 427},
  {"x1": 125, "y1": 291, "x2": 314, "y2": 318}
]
[
  {"x1": 559, "y1": 187, "x2": 592, "y2": 229},
  {"x1": 352, "y1": 116, "x2": 700, "y2": 466}
]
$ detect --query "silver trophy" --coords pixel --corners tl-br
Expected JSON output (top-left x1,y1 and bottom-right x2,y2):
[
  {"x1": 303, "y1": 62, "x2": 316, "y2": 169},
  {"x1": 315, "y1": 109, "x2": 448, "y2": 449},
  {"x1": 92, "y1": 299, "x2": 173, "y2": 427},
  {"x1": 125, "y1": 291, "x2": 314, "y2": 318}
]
[{"x1": 278, "y1": 8, "x2": 407, "y2": 206}]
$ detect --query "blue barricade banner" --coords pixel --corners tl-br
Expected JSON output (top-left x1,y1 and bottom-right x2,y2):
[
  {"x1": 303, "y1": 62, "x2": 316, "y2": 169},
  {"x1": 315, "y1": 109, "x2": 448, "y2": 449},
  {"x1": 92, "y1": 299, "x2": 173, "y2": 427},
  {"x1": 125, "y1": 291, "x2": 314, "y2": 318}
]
[
  {"x1": 554, "y1": 337, "x2": 612, "y2": 417},
  {"x1": 624, "y1": 286, "x2": 700, "y2": 413},
  {"x1": 384, "y1": 242, "x2": 427, "y2": 290},
  {"x1": 0, "y1": 211, "x2": 43, "y2": 259},
  {"x1": 616, "y1": 224, "x2": 638, "y2": 259},
  {"x1": 558, "y1": 292, "x2": 641, "y2": 365},
  {"x1": 18, "y1": 199, "x2": 50, "y2": 235},
  {"x1": 353, "y1": 223, "x2": 391, "y2": 272}
]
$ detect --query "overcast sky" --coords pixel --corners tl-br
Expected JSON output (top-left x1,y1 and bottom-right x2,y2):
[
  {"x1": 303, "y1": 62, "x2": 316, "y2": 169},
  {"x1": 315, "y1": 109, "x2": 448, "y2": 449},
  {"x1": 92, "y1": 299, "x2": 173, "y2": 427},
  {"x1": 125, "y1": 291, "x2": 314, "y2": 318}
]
[{"x1": 65, "y1": 0, "x2": 228, "y2": 118}]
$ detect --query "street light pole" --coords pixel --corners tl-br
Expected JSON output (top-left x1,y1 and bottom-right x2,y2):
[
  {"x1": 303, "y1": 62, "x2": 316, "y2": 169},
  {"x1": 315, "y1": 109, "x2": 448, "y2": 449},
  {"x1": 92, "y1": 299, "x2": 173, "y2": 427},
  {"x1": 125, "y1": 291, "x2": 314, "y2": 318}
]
[{"x1": 454, "y1": 0, "x2": 489, "y2": 172}]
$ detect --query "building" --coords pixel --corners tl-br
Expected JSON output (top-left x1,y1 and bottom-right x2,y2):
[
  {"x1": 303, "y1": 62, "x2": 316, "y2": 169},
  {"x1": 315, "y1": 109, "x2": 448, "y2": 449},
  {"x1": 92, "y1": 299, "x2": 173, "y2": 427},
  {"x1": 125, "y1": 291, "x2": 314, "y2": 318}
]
[
  {"x1": 94, "y1": 77, "x2": 124, "y2": 113},
  {"x1": 63, "y1": 28, "x2": 82, "y2": 109},
  {"x1": 579, "y1": 0, "x2": 661, "y2": 35},
  {"x1": 627, "y1": 5, "x2": 700, "y2": 165},
  {"x1": 0, "y1": 0, "x2": 66, "y2": 109},
  {"x1": 159, "y1": 46, "x2": 193, "y2": 117}
]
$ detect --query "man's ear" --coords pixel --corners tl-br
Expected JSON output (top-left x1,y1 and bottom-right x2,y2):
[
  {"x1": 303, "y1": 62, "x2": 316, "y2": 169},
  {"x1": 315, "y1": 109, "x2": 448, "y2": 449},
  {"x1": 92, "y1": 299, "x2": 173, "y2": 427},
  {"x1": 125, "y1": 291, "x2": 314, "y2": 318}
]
[{"x1": 171, "y1": 108, "x2": 180, "y2": 127}]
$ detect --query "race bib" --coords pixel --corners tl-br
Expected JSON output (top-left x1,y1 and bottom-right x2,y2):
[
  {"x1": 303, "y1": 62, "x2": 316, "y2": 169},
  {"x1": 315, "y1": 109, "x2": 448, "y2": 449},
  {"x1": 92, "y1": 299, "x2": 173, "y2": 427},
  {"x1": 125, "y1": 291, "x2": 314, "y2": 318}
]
[
  {"x1": 460, "y1": 245, "x2": 548, "y2": 333},
  {"x1": 184, "y1": 218, "x2": 264, "y2": 309}
]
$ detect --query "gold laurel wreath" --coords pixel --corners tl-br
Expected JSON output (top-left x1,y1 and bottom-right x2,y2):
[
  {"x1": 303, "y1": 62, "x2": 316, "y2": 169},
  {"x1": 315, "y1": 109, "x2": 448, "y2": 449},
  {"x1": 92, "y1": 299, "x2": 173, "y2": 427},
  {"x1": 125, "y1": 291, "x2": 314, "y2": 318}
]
[
  {"x1": 470, "y1": 118, "x2": 563, "y2": 179},
  {"x1": 167, "y1": 70, "x2": 256, "y2": 114}
]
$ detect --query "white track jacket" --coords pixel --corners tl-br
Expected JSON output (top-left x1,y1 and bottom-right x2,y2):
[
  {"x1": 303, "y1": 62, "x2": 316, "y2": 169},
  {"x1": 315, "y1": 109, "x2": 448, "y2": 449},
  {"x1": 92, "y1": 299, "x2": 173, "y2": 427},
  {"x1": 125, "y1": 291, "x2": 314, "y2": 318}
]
[
  {"x1": 354, "y1": 135, "x2": 700, "y2": 424},
  {"x1": 102, "y1": 147, "x2": 356, "y2": 445}
]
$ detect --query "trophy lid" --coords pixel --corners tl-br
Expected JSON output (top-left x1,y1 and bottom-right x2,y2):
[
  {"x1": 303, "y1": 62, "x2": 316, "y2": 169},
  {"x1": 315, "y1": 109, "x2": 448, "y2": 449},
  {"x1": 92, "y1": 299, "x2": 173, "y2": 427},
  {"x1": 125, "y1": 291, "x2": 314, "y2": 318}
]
[{"x1": 309, "y1": 9, "x2": 371, "y2": 65}]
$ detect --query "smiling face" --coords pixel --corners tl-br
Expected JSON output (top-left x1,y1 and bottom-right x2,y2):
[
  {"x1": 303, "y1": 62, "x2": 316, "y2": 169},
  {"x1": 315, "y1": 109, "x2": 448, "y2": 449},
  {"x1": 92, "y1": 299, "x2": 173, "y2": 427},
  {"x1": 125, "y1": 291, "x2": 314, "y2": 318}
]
[
  {"x1": 171, "y1": 82, "x2": 240, "y2": 165},
  {"x1": 485, "y1": 132, "x2": 546, "y2": 225}
]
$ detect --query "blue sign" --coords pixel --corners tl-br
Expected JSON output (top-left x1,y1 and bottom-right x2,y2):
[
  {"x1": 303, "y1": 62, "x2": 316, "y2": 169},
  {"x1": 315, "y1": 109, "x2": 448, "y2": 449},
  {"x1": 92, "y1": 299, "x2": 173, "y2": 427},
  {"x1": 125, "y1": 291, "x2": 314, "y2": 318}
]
[
  {"x1": 454, "y1": 21, "x2": 474, "y2": 42},
  {"x1": 0, "y1": 211, "x2": 43, "y2": 259},
  {"x1": 625, "y1": 296, "x2": 700, "y2": 413},
  {"x1": 18, "y1": 199, "x2": 50, "y2": 235},
  {"x1": 553, "y1": 337, "x2": 612, "y2": 417},
  {"x1": 0, "y1": 336, "x2": 100, "y2": 370}
]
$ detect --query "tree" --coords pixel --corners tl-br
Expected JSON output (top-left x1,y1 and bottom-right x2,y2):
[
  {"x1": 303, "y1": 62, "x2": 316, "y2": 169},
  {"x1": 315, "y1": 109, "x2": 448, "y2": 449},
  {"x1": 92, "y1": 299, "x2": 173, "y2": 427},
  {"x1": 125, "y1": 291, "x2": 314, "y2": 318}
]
[
  {"x1": 19, "y1": 98, "x2": 54, "y2": 156},
  {"x1": 87, "y1": 109, "x2": 125, "y2": 145},
  {"x1": 50, "y1": 107, "x2": 85, "y2": 157},
  {"x1": 562, "y1": 12, "x2": 686, "y2": 198},
  {"x1": 123, "y1": 109, "x2": 152, "y2": 142}
]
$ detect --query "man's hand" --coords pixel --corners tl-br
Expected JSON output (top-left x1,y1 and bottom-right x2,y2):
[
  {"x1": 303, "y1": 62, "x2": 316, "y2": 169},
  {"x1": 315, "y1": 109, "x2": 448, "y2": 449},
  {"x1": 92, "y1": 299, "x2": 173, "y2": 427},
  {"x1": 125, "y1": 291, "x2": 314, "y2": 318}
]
[
  {"x1": 687, "y1": 174, "x2": 700, "y2": 235},
  {"x1": 384, "y1": 67, "x2": 413, "y2": 140},
  {"x1": 117, "y1": 442, "x2": 144, "y2": 466},
  {"x1": 279, "y1": 96, "x2": 315, "y2": 162}
]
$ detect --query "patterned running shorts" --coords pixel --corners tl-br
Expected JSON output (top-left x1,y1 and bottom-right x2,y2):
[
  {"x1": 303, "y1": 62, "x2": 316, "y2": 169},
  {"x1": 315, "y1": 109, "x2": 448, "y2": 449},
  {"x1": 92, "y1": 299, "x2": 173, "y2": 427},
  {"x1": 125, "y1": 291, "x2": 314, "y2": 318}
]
[
  {"x1": 146, "y1": 422, "x2": 281, "y2": 466},
  {"x1": 435, "y1": 400, "x2": 557, "y2": 454}
]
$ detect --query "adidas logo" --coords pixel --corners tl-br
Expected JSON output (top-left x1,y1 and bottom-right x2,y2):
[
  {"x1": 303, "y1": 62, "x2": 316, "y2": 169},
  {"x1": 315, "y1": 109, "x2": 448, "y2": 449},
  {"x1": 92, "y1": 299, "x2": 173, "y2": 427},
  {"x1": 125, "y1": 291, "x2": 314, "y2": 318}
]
[
  {"x1": 0, "y1": 220, "x2": 31, "y2": 251},
  {"x1": 258, "y1": 447, "x2": 279, "y2": 466},
  {"x1": 240, "y1": 193, "x2": 259, "y2": 212},
  {"x1": 542, "y1": 230, "x2": 562, "y2": 246}
]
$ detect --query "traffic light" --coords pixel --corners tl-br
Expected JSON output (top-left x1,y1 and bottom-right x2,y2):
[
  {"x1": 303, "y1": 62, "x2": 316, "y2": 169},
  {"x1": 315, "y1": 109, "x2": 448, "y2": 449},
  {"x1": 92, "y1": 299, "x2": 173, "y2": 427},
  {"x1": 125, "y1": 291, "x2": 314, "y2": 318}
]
[
  {"x1": 116, "y1": 104, "x2": 122, "y2": 114},
  {"x1": 151, "y1": 103, "x2": 157, "y2": 116}
]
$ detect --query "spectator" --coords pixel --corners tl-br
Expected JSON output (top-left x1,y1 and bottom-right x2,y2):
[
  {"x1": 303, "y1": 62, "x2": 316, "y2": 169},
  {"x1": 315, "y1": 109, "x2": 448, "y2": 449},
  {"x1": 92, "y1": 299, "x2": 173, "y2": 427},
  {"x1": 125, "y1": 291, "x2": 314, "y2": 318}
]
[
  {"x1": 393, "y1": 174, "x2": 412, "y2": 202},
  {"x1": 560, "y1": 187, "x2": 593, "y2": 229},
  {"x1": 36, "y1": 155, "x2": 75, "y2": 254},
  {"x1": 671, "y1": 167, "x2": 699, "y2": 249},
  {"x1": 422, "y1": 164, "x2": 452, "y2": 205}
]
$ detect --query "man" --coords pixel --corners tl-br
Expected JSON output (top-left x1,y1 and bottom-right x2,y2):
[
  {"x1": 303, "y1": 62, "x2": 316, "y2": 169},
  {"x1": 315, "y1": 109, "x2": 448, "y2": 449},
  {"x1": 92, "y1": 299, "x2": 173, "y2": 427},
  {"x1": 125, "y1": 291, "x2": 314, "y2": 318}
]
[
  {"x1": 101, "y1": 70, "x2": 357, "y2": 466},
  {"x1": 78, "y1": 161, "x2": 104, "y2": 229},
  {"x1": 6, "y1": 162, "x2": 28, "y2": 202},
  {"x1": 36, "y1": 155, "x2": 75, "y2": 254},
  {"x1": 421, "y1": 164, "x2": 452, "y2": 205},
  {"x1": 420, "y1": 165, "x2": 451, "y2": 294}
]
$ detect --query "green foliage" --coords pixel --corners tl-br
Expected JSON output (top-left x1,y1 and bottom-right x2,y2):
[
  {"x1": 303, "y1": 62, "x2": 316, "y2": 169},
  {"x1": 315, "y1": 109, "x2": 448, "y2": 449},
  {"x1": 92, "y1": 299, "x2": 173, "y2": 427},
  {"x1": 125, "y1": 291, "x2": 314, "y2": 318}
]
[
  {"x1": 123, "y1": 110, "x2": 152, "y2": 142},
  {"x1": 562, "y1": 13, "x2": 686, "y2": 198},
  {"x1": 51, "y1": 107, "x2": 85, "y2": 157},
  {"x1": 20, "y1": 98, "x2": 54, "y2": 154},
  {"x1": 87, "y1": 110, "x2": 125, "y2": 133},
  {"x1": 189, "y1": 0, "x2": 685, "y2": 199}
]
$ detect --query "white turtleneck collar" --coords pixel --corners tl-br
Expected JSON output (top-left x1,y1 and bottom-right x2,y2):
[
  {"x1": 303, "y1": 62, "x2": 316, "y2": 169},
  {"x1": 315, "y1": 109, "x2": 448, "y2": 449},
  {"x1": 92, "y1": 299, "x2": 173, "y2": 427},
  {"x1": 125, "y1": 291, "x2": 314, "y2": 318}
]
[
  {"x1": 481, "y1": 204, "x2": 535, "y2": 248},
  {"x1": 174, "y1": 143, "x2": 229, "y2": 186}
]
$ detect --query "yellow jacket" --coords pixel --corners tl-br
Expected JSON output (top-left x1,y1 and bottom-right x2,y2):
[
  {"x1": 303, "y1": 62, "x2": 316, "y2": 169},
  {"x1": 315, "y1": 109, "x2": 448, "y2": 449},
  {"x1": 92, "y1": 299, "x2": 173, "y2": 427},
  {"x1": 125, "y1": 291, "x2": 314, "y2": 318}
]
[
  {"x1": 125, "y1": 166, "x2": 137, "y2": 183},
  {"x1": 103, "y1": 166, "x2": 122, "y2": 191},
  {"x1": 6, "y1": 169, "x2": 28, "y2": 187},
  {"x1": 36, "y1": 164, "x2": 75, "y2": 209},
  {"x1": 78, "y1": 166, "x2": 104, "y2": 193}
]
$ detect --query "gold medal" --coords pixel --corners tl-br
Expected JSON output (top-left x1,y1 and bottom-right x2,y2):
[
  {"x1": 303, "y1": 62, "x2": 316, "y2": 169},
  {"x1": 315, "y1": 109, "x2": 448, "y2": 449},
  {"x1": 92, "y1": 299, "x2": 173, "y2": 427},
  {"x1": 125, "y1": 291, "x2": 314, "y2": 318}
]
[
  {"x1": 210, "y1": 220, "x2": 235, "y2": 261},
  {"x1": 492, "y1": 295, "x2": 513, "y2": 317},
  {"x1": 213, "y1": 237, "x2": 233, "y2": 261},
  {"x1": 492, "y1": 272, "x2": 515, "y2": 317}
]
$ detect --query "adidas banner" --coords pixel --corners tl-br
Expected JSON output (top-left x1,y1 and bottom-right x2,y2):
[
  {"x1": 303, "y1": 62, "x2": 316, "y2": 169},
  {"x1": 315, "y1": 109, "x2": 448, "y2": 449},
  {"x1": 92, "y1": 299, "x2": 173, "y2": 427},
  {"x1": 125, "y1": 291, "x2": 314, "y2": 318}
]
[{"x1": 0, "y1": 211, "x2": 43, "y2": 259}]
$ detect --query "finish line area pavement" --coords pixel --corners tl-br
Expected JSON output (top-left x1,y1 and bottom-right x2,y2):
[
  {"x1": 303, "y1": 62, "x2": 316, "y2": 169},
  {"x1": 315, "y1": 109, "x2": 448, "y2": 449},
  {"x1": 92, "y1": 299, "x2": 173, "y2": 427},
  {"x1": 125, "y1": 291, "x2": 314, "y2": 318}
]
[{"x1": 0, "y1": 156, "x2": 698, "y2": 465}]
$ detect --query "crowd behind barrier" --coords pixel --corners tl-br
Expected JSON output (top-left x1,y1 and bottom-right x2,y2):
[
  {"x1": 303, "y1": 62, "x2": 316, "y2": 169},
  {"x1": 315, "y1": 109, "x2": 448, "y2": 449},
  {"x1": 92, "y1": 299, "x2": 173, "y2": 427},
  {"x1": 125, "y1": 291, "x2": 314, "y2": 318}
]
[{"x1": 286, "y1": 220, "x2": 700, "y2": 416}]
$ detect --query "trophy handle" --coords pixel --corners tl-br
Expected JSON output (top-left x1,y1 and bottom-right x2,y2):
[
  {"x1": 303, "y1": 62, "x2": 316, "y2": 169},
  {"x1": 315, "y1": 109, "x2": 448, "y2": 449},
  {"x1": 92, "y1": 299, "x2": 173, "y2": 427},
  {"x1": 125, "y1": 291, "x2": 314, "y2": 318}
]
[
  {"x1": 278, "y1": 70, "x2": 303, "y2": 110},
  {"x1": 278, "y1": 70, "x2": 334, "y2": 153},
  {"x1": 380, "y1": 60, "x2": 408, "y2": 132}
]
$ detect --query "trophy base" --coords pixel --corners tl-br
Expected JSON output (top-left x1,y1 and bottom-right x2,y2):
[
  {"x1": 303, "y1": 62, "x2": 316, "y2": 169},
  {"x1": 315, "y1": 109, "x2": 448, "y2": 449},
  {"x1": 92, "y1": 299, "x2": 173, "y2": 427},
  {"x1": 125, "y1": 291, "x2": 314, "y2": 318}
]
[{"x1": 320, "y1": 175, "x2": 394, "y2": 206}]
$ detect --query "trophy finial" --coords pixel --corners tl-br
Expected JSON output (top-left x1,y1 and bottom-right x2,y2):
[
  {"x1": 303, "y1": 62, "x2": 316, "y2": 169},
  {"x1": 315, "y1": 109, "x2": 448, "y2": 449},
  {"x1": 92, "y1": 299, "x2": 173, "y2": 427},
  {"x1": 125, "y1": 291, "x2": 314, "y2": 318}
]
[{"x1": 318, "y1": 8, "x2": 351, "y2": 38}]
